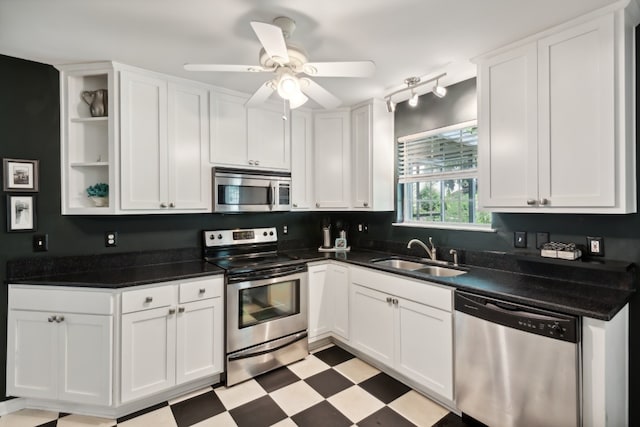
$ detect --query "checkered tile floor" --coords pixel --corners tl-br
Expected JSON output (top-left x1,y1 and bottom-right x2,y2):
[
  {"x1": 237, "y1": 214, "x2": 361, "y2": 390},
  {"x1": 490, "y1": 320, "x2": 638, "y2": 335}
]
[{"x1": 0, "y1": 345, "x2": 470, "y2": 427}]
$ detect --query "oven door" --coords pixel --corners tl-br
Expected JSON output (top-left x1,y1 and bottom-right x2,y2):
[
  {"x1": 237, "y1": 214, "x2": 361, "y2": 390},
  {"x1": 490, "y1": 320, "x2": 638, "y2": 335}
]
[{"x1": 226, "y1": 267, "x2": 308, "y2": 354}]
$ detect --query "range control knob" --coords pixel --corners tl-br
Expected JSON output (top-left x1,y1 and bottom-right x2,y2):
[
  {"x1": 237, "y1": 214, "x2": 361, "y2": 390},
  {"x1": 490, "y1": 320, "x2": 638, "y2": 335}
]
[
  {"x1": 269, "y1": 231, "x2": 274, "y2": 236},
  {"x1": 209, "y1": 234, "x2": 215, "y2": 240},
  {"x1": 217, "y1": 234, "x2": 223, "y2": 239},
  {"x1": 263, "y1": 231, "x2": 268, "y2": 236},
  {"x1": 550, "y1": 322, "x2": 562, "y2": 333}
]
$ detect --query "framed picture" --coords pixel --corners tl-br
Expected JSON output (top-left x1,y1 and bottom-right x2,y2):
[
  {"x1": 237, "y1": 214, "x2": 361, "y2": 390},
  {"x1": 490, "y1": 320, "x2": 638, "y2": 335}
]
[
  {"x1": 7, "y1": 194, "x2": 36, "y2": 232},
  {"x1": 3, "y1": 158, "x2": 39, "y2": 192}
]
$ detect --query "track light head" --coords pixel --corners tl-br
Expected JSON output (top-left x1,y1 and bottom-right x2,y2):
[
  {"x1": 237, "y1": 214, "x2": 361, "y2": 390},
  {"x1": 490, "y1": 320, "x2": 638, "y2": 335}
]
[
  {"x1": 385, "y1": 98, "x2": 395, "y2": 113},
  {"x1": 408, "y1": 91, "x2": 419, "y2": 107},
  {"x1": 432, "y1": 79, "x2": 447, "y2": 98}
]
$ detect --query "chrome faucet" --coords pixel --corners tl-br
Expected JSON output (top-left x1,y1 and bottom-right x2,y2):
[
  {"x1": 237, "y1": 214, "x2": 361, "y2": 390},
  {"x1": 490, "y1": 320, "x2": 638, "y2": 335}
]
[{"x1": 407, "y1": 237, "x2": 436, "y2": 261}]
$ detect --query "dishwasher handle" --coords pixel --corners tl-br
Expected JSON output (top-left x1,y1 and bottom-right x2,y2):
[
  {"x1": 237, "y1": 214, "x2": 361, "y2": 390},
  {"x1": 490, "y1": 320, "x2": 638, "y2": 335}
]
[{"x1": 455, "y1": 291, "x2": 579, "y2": 343}]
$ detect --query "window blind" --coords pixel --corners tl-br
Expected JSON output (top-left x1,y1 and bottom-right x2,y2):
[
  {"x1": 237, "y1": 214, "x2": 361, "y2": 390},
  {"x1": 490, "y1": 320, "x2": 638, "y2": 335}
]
[{"x1": 397, "y1": 125, "x2": 478, "y2": 184}]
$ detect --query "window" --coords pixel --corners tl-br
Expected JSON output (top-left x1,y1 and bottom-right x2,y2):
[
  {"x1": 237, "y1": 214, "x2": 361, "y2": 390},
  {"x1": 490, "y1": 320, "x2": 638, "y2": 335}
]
[{"x1": 396, "y1": 120, "x2": 490, "y2": 228}]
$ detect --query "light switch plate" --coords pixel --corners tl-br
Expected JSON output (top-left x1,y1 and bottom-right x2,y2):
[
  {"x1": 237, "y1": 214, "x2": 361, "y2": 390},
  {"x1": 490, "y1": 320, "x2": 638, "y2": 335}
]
[
  {"x1": 586, "y1": 236, "x2": 604, "y2": 256},
  {"x1": 33, "y1": 234, "x2": 48, "y2": 252},
  {"x1": 514, "y1": 231, "x2": 527, "y2": 248}
]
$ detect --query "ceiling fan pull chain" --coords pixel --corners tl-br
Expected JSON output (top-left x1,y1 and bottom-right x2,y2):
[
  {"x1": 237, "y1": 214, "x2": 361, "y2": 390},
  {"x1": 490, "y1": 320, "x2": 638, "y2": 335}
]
[{"x1": 282, "y1": 98, "x2": 288, "y2": 121}]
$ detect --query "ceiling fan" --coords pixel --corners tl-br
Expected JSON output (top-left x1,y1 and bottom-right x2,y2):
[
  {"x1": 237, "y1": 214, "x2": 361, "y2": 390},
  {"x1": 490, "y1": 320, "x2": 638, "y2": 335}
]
[{"x1": 184, "y1": 16, "x2": 375, "y2": 109}]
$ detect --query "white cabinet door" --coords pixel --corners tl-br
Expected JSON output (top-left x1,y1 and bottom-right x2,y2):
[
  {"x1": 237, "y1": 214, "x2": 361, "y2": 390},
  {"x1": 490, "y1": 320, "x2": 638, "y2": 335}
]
[
  {"x1": 176, "y1": 297, "x2": 224, "y2": 384},
  {"x1": 327, "y1": 264, "x2": 349, "y2": 340},
  {"x1": 308, "y1": 264, "x2": 330, "y2": 340},
  {"x1": 313, "y1": 110, "x2": 350, "y2": 209},
  {"x1": 351, "y1": 104, "x2": 372, "y2": 209},
  {"x1": 537, "y1": 14, "x2": 615, "y2": 208},
  {"x1": 58, "y1": 313, "x2": 113, "y2": 405},
  {"x1": 168, "y1": 82, "x2": 209, "y2": 210},
  {"x1": 120, "y1": 71, "x2": 168, "y2": 210},
  {"x1": 291, "y1": 110, "x2": 313, "y2": 210},
  {"x1": 395, "y1": 298, "x2": 453, "y2": 400},
  {"x1": 6, "y1": 310, "x2": 58, "y2": 400},
  {"x1": 121, "y1": 306, "x2": 176, "y2": 403},
  {"x1": 351, "y1": 284, "x2": 394, "y2": 366},
  {"x1": 247, "y1": 105, "x2": 290, "y2": 170},
  {"x1": 478, "y1": 43, "x2": 538, "y2": 208},
  {"x1": 209, "y1": 91, "x2": 248, "y2": 166}
]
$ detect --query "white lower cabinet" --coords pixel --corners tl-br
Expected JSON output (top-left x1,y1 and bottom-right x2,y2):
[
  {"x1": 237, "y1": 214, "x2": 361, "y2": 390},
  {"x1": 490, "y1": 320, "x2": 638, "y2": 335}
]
[
  {"x1": 7, "y1": 276, "x2": 224, "y2": 416},
  {"x1": 350, "y1": 266, "x2": 454, "y2": 401},
  {"x1": 7, "y1": 287, "x2": 114, "y2": 406},
  {"x1": 120, "y1": 277, "x2": 224, "y2": 403},
  {"x1": 308, "y1": 262, "x2": 350, "y2": 342}
]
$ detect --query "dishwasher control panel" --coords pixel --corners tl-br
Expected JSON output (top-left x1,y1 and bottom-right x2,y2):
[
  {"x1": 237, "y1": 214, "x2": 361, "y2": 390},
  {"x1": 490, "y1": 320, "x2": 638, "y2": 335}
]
[{"x1": 455, "y1": 291, "x2": 579, "y2": 343}]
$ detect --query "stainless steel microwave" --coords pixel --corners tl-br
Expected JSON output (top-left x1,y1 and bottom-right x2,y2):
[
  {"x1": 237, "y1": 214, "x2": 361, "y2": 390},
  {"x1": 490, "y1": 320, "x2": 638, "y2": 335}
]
[{"x1": 213, "y1": 167, "x2": 291, "y2": 213}]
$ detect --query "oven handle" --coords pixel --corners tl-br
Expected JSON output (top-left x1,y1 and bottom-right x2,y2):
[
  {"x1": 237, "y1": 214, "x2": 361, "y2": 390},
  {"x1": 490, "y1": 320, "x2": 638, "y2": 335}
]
[
  {"x1": 227, "y1": 264, "x2": 307, "y2": 283},
  {"x1": 228, "y1": 331, "x2": 308, "y2": 361}
]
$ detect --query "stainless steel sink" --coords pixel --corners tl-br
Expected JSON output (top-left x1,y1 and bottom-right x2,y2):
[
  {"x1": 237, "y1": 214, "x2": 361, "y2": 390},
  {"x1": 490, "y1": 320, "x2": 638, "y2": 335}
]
[
  {"x1": 371, "y1": 258, "x2": 467, "y2": 277},
  {"x1": 371, "y1": 259, "x2": 426, "y2": 270},
  {"x1": 413, "y1": 266, "x2": 466, "y2": 277}
]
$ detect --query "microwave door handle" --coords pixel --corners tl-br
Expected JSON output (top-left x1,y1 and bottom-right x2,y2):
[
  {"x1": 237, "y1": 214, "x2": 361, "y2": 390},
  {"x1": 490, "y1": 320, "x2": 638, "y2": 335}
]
[{"x1": 270, "y1": 182, "x2": 276, "y2": 209}]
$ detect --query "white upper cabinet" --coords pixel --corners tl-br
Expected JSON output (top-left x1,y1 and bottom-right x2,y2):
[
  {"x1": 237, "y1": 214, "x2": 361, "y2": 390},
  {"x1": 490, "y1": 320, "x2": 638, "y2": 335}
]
[
  {"x1": 478, "y1": 4, "x2": 638, "y2": 213},
  {"x1": 351, "y1": 100, "x2": 394, "y2": 211},
  {"x1": 291, "y1": 109, "x2": 314, "y2": 210},
  {"x1": 313, "y1": 110, "x2": 351, "y2": 209},
  {"x1": 120, "y1": 70, "x2": 209, "y2": 212},
  {"x1": 210, "y1": 90, "x2": 291, "y2": 170}
]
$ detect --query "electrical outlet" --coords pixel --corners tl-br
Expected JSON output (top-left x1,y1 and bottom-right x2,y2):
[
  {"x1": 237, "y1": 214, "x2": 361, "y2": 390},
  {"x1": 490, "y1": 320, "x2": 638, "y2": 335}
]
[
  {"x1": 33, "y1": 234, "x2": 48, "y2": 252},
  {"x1": 358, "y1": 224, "x2": 363, "y2": 232},
  {"x1": 514, "y1": 231, "x2": 527, "y2": 248},
  {"x1": 586, "y1": 236, "x2": 604, "y2": 256},
  {"x1": 283, "y1": 225, "x2": 288, "y2": 235},
  {"x1": 363, "y1": 223, "x2": 369, "y2": 233},
  {"x1": 536, "y1": 232, "x2": 550, "y2": 249},
  {"x1": 105, "y1": 231, "x2": 118, "y2": 247}
]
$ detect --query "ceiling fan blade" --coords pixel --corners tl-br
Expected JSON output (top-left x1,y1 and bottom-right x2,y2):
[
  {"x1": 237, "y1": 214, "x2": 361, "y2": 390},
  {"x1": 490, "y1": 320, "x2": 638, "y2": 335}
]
[
  {"x1": 184, "y1": 64, "x2": 270, "y2": 72},
  {"x1": 303, "y1": 61, "x2": 375, "y2": 77},
  {"x1": 245, "y1": 81, "x2": 276, "y2": 107},
  {"x1": 300, "y1": 78, "x2": 342, "y2": 109},
  {"x1": 250, "y1": 21, "x2": 290, "y2": 64}
]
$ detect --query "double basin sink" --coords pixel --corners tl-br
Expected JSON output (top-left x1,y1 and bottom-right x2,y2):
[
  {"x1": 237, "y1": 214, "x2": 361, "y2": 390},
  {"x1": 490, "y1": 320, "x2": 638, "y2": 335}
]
[{"x1": 370, "y1": 257, "x2": 467, "y2": 277}]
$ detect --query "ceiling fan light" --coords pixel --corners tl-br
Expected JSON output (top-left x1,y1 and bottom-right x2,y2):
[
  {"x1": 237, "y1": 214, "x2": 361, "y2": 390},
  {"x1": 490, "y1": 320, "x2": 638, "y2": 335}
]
[
  {"x1": 433, "y1": 81, "x2": 447, "y2": 98},
  {"x1": 289, "y1": 91, "x2": 308, "y2": 109},
  {"x1": 277, "y1": 72, "x2": 300, "y2": 99},
  {"x1": 408, "y1": 91, "x2": 419, "y2": 107}
]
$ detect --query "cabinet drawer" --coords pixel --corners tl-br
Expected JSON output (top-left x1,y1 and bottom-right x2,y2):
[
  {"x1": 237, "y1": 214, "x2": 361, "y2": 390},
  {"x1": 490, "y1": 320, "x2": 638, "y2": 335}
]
[
  {"x1": 122, "y1": 285, "x2": 176, "y2": 314},
  {"x1": 350, "y1": 266, "x2": 452, "y2": 312},
  {"x1": 8, "y1": 286, "x2": 114, "y2": 315},
  {"x1": 179, "y1": 277, "x2": 223, "y2": 304}
]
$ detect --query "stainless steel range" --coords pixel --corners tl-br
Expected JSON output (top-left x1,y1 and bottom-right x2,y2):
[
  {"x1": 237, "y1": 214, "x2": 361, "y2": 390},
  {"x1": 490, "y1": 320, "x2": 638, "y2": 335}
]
[{"x1": 203, "y1": 227, "x2": 308, "y2": 386}]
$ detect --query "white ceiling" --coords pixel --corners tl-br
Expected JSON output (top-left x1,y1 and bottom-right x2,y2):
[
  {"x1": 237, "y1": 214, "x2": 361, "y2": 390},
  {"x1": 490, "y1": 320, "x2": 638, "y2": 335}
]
[{"x1": 0, "y1": 0, "x2": 622, "y2": 108}]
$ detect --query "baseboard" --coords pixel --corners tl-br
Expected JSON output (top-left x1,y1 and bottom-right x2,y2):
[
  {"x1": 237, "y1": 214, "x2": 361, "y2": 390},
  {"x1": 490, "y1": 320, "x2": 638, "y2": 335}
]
[{"x1": 0, "y1": 397, "x2": 27, "y2": 416}]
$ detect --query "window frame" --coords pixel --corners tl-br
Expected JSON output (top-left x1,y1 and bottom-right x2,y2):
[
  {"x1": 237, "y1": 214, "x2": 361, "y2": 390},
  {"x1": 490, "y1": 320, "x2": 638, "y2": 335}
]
[{"x1": 394, "y1": 120, "x2": 493, "y2": 231}]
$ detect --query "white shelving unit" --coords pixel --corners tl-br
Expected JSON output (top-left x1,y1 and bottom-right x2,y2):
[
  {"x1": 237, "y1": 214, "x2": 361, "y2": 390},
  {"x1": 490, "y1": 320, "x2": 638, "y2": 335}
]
[{"x1": 57, "y1": 63, "x2": 118, "y2": 214}]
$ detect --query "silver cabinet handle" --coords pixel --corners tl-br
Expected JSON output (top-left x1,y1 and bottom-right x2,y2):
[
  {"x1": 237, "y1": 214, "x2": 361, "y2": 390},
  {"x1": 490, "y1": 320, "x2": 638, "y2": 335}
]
[
  {"x1": 178, "y1": 307, "x2": 185, "y2": 313},
  {"x1": 292, "y1": 203, "x2": 298, "y2": 208},
  {"x1": 248, "y1": 160, "x2": 255, "y2": 165},
  {"x1": 168, "y1": 308, "x2": 176, "y2": 315},
  {"x1": 145, "y1": 296, "x2": 153, "y2": 303},
  {"x1": 255, "y1": 160, "x2": 260, "y2": 166},
  {"x1": 169, "y1": 202, "x2": 175, "y2": 208},
  {"x1": 386, "y1": 297, "x2": 392, "y2": 303},
  {"x1": 160, "y1": 202, "x2": 167, "y2": 208},
  {"x1": 199, "y1": 288, "x2": 206, "y2": 295},
  {"x1": 56, "y1": 315, "x2": 65, "y2": 323},
  {"x1": 363, "y1": 202, "x2": 369, "y2": 207},
  {"x1": 48, "y1": 316, "x2": 55, "y2": 323},
  {"x1": 393, "y1": 299, "x2": 399, "y2": 306},
  {"x1": 526, "y1": 199, "x2": 537, "y2": 205},
  {"x1": 316, "y1": 203, "x2": 320, "y2": 208},
  {"x1": 539, "y1": 198, "x2": 549, "y2": 206}
]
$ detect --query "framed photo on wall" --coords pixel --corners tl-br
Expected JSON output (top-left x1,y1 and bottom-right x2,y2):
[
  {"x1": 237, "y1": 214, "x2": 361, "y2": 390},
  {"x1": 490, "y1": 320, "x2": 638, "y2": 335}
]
[
  {"x1": 3, "y1": 158, "x2": 39, "y2": 192},
  {"x1": 7, "y1": 194, "x2": 36, "y2": 232}
]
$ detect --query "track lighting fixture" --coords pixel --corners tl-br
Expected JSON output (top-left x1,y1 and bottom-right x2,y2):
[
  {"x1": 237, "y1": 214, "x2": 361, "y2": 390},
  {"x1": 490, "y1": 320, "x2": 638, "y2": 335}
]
[
  {"x1": 383, "y1": 72, "x2": 447, "y2": 112},
  {"x1": 432, "y1": 79, "x2": 447, "y2": 98}
]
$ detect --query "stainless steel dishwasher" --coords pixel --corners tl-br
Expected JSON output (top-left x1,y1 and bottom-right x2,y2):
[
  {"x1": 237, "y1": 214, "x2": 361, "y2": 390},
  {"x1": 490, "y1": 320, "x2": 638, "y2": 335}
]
[{"x1": 455, "y1": 291, "x2": 580, "y2": 427}]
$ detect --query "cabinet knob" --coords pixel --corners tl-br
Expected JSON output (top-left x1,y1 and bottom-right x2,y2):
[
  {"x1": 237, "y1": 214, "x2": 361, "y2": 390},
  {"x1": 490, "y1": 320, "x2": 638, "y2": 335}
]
[
  {"x1": 169, "y1": 202, "x2": 175, "y2": 208},
  {"x1": 160, "y1": 203, "x2": 168, "y2": 208},
  {"x1": 248, "y1": 160, "x2": 254, "y2": 165},
  {"x1": 178, "y1": 307, "x2": 185, "y2": 313},
  {"x1": 255, "y1": 160, "x2": 260, "y2": 166},
  {"x1": 363, "y1": 202, "x2": 369, "y2": 207},
  {"x1": 199, "y1": 288, "x2": 206, "y2": 295},
  {"x1": 316, "y1": 203, "x2": 320, "y2": 208},
  {"x1": 386, "y1": 297, "x2": 392, "y2": 303},
  {"x1": 393, "y1": 299, "x2": 398, "y2": 306},
  {"x1": 539, "y1": 198, "x2": 549, "y2": 206},
  {"x1": 145, "y1": 296, "x2": 153, "y2": 303},
  {"x1": 56, "y1": 315, "x2": 65, "y2": 323},
  {"x1": 292, "y1": 204, "x2": 298, "y2": 208},
  {"x1": 168, "y1": 308, "x2": 176, "y2": 315},
  {"x1": 48, "y1": 316, "x2": 55, "y2": 323},
  {"x1": 526, "y1": 199, "x2": 537, "y2": 206}
]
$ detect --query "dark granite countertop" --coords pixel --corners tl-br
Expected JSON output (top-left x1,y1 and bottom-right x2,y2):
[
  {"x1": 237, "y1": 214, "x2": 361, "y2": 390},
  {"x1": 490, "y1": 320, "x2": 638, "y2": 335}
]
[
  {"x1": 8, "y1": 260, "x2": 224, "y2": 289},
  {"x1": 7, "y1": 247, "x2": 634, "y2": 320},
  {"x1": 284, "y1": 249, "x2": 634, "y2": 321}
]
